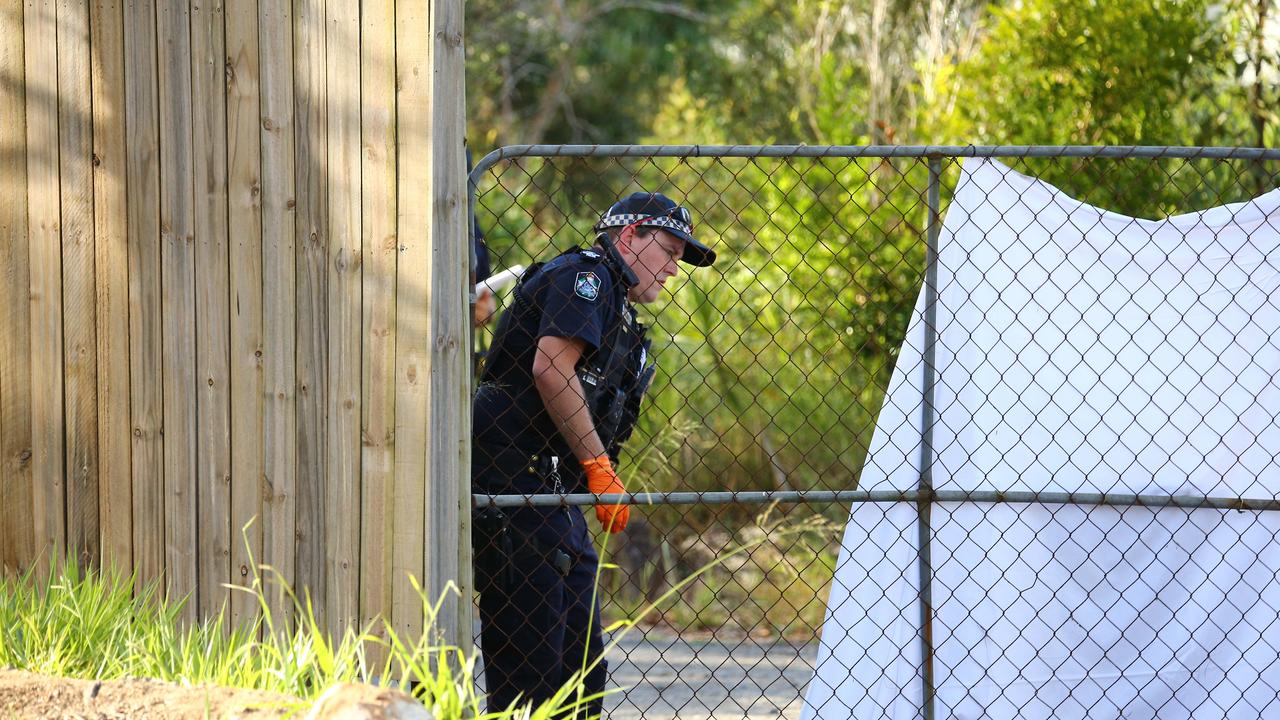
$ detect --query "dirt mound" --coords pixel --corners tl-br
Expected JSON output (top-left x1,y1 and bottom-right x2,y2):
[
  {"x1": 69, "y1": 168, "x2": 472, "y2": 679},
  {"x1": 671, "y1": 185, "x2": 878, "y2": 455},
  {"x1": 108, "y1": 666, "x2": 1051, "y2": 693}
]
[{"x1": 0, "y1": 669, "x2": 303, "y2": 719}]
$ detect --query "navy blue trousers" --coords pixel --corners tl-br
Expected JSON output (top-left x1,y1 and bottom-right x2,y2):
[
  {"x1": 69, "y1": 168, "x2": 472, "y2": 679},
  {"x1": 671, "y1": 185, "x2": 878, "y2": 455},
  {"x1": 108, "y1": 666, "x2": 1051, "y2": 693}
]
[{"x1": 473, "y1": 447, "x2": 607, "y2": 719}]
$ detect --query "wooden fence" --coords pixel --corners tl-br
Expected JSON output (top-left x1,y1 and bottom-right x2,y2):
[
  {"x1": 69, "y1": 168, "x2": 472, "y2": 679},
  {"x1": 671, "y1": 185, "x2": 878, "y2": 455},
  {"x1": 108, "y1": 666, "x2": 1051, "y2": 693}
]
[{"x1": 0, "y1": 0, "x2": 472, "y2": 651}]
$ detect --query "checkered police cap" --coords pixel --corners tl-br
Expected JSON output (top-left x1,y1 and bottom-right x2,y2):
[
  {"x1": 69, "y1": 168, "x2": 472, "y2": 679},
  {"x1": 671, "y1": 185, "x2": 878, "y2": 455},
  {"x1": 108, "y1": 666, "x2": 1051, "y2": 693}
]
[{"x1": 594, "y1": 192, "x2": 716, "y2": 267}]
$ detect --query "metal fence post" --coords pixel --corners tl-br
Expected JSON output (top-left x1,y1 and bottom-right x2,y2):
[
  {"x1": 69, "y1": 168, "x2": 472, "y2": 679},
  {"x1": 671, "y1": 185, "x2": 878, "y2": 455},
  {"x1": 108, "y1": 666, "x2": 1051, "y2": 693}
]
[{"x1": 918, "y1": 156, "x2": 943, "y2": 720}]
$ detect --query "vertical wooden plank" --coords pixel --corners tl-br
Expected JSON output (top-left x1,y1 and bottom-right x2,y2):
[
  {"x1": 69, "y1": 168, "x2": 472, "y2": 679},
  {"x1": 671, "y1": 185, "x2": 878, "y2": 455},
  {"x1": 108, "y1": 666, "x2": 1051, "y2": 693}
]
[
  {"x1": 359, "y1": 0, "x2": 397, "y2": 662},
  {"x1": 226, "y1": 0, "x2": 264, "y2": 630},
  {"x1": 59, "y1": 0, "x2": 100, "y2": 572},
  {"x1": 427, "y1": 0, "x2": 470, "y2": 651},
  {"x1": 191, "y1": 0, "x2": 232, "y2": 624},
  {"x1": 393, "y1": 0, "x2": 429, "y2": 644},
  {"x1": 26, "y1": 0, "x2": 66, "y2": 577},
  {"x1": 325, "y1": 0, "x2": 361, "y2": 638},
  {"x1": 293, "y1": 0, "x2": 328, "y2": 627},
  {"x1": 259, "y1": 0, "x2": 297, "y2": 629},
  {"x1": 125, "y1": 0, "x2": 165, "y2": 596},
  {"x1": 0, "y1": 382, "x2": 5, "y2": 571},
  {"x1": 157, "y1": 0, "x2": 199, "y2": 623},
  {"x1": 0, "y1": 1, "x2": 35, "y2": 577},
  {"x1": 90, "y1": 0, "x2": 132, "y2": 580}
]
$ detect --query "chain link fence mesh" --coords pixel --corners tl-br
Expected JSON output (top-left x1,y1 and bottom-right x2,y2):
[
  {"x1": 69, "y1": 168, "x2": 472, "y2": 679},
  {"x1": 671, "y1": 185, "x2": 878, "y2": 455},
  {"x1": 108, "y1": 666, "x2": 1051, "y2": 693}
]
[{"x1": 467, "y1": 147, "x2": 1280, "y2": 719}]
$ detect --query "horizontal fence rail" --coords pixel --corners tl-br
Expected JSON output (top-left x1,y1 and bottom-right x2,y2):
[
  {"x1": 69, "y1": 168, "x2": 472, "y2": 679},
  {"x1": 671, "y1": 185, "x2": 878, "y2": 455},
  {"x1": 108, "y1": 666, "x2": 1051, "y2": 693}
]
[
  {"x1": 474, "y1": 490, "x2": 1280, "y2": 511},
  {"x1": 472, "y1": 144, "x2": 1280, "y2": 171}
]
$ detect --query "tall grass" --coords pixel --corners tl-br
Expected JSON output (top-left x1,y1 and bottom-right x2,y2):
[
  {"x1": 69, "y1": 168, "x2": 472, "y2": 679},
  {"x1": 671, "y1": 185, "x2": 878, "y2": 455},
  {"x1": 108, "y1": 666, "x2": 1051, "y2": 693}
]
[{"x1": 0, "y1": 552, "x2": 582, "y2": 719}]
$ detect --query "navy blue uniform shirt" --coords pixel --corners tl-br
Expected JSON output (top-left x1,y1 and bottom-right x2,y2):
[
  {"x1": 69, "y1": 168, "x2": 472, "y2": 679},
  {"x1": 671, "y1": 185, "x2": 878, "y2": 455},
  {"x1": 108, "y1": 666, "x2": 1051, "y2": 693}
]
[
  {"x1": 474, "y1": 248, "x2": 633, "y2": 458},
  {"x1": 474, "y1": 227, "x2": 491, "y2": 283},
  {"x1": 466, "y1": 150, "x2": 491, "y2": 282}
]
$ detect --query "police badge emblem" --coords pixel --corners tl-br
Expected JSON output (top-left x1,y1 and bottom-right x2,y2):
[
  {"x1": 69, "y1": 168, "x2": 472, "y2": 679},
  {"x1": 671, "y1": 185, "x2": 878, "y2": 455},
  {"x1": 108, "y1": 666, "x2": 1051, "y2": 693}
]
[{"x1": 574, "y1": 271, "x2": 601, "y2": 301}]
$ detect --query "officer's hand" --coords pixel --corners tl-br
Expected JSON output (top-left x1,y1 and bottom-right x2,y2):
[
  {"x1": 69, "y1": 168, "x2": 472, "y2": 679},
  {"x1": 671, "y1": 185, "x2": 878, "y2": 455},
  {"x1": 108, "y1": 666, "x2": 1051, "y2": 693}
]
[
  {"x1": 473, "y1": 289, "x2": 496, "y2": 327},
  {"x1": 581, "y1": 456, "x2": 630, "y2": 533}
]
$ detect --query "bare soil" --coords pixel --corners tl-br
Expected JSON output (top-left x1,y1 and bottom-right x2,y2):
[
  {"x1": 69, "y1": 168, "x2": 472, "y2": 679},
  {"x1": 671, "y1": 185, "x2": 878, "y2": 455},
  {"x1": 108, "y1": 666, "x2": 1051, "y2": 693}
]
[{"x1": 0, "y1": 669, "x2": 304, "y2": 719}]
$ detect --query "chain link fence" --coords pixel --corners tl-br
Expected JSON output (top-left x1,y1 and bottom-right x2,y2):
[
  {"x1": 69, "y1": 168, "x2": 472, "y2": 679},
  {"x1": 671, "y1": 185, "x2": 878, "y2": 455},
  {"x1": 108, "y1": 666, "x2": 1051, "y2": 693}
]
[{"x1": 467, "y1": 146, "x2": 1280, "y2": 719}]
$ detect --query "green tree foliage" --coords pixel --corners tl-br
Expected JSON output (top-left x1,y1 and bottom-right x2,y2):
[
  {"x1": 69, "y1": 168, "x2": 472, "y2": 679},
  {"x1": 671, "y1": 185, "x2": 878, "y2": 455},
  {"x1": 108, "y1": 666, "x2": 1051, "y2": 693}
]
[
  {"x1": 465, "y1": 0, "x2": 732, "y2": 147},
  {"x1": 467, "y1": 0, "x2": 1275, "y2": 154},
  {"x1": 668, "y1": 0, "x2": 988, "y2": 144},
  {"x1": 919, "y1": 0, "x2": 1276, "y2": 214},
  {"x1": 925, "y1": 0, "x2": 1225, "y2": 145}
]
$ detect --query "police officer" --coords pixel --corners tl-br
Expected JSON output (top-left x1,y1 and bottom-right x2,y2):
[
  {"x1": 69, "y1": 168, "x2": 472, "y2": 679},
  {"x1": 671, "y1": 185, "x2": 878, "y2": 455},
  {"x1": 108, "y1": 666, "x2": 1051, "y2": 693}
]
[{"x1": 472, "y1": 191, "x2": 715, "y2": 718}]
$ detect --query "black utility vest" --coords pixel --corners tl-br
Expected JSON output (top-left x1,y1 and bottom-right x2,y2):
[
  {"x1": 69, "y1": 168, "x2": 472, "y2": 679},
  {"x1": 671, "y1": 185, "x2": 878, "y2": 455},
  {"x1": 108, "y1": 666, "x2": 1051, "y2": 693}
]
[{"x1": 478, "y1": 248, "x2": 654, "y2": 460}]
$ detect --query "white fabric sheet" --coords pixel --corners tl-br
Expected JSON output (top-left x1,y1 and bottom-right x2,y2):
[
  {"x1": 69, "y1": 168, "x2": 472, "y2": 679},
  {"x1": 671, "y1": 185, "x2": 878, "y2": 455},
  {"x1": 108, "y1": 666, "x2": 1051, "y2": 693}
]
[{"x1": 802, "y1": 159, "x2": 1280, "y2": 720}]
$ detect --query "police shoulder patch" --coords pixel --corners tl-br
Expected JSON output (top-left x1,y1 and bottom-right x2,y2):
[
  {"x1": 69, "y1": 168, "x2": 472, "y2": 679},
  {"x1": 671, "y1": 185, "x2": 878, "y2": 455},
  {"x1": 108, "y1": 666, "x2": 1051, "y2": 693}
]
[
  {"x1": 581, "y1": 249, "x2": 601, "y2": 260},
  {"x1": 574, "y1": 271, "x2": 601, "y2": 301}
]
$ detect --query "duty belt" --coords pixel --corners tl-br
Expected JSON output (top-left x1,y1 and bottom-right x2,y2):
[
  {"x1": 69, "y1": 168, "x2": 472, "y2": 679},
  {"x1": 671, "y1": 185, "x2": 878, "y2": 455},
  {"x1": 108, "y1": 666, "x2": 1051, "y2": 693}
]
[{"x1": 530, "y1": 453, "x2": 572, "y2": 496}]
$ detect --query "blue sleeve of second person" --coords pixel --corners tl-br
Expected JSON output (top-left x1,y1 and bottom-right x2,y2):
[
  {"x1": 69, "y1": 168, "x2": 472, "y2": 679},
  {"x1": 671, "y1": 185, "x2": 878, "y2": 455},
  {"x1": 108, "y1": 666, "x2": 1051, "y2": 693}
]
[
  {"x1": 474, "y1": 225, "x2": 492, "y2": 283},
  {"x1": 536, "y1": 262, "x2": 613, "y2": 350},
  {"x1": 467, "y1": 145, "x2": 492, "y2": 282}
]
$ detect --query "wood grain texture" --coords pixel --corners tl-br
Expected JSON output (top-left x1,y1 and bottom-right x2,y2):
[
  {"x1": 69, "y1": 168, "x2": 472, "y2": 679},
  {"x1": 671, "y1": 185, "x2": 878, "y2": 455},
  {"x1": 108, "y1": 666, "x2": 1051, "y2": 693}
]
[
  {"x1": 392, "y1": 0, "x2": 430, "y2": 644},
  {"x1": 157, "y1": 0, "x2": 199, "y2": 623},
  {"x1": 359, "y1": 0, "x2": 398, "y2": 665},
  {"x1": 7, "y1": 0, "x2": 475, "y2": 652},
  {"x1": 90, "y1": 0, "x2": 133, "y2": 578},
  {"x1": 58, "y1": 0, "x2": 100, "y2": 572},
  {"x1": 25, "y1": 0, "x2": 66, "y2": 578},
  {"x1": 226, "y1": 0, "x2": 265, "y2": 630},
  {"x1": 259, "y1": 0, "x2": 298, "y2": 629},
  {"x1": 324, "y1": 0, "x2": 361, "y2": 638},
  {"x1": 427, "y1": 0, "x2": 471, "y2": 652},
  {"x1": 0, "y1": 1, "x2": 35, "y2": 577},
  {"x1": 191, "y1": 0, "x2": 232, "y2": 624},
  {"x1": 293, "y1": 0, "x2": 328, "y2": 628},
  {"x1": 124, "y1": 0, "x2": 165, "y2": 596}
]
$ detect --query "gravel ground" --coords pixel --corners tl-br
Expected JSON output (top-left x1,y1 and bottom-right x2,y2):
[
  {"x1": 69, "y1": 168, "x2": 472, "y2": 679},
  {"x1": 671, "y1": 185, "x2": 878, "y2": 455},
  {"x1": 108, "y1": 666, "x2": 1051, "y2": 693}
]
[
  {"x1": 604, "y1": 630, "x2": 818, "y2": 719},
  {"x1": 474, "y1": 623, "x2": 818, "y2": 720},
  {"x1": 0, "y1": 669, "x2": 301, "y2": 719}
]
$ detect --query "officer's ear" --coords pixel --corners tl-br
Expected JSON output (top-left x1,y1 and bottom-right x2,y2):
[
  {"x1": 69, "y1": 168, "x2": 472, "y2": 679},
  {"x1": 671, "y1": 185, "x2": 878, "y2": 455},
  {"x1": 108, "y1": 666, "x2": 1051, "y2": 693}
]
[{"x1": 617, "y1": 224, "x2": 657, "y2": 255}]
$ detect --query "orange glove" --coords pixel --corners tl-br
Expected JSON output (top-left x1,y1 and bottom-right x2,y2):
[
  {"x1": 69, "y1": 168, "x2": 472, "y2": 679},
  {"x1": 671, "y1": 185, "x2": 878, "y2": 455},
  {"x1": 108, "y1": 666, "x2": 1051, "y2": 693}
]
[{"x1": 581, "y1": 455, "x2": 630, "y2": 533}]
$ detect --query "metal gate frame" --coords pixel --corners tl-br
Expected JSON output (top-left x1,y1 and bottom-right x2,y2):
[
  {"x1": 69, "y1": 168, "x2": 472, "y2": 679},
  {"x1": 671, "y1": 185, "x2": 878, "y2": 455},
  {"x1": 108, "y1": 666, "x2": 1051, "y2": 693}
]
[{"x1": 467, "y1": 144, "x2": 1280, "y2": 719}]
